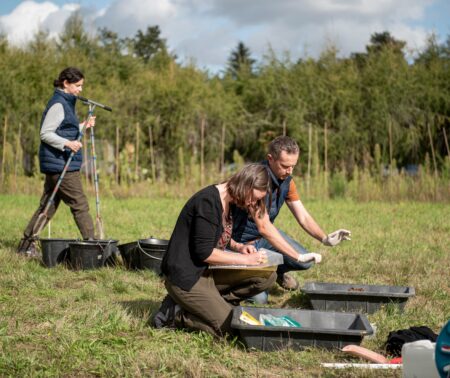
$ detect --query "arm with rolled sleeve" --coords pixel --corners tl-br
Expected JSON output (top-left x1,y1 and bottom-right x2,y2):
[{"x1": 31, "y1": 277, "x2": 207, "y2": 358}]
[{"x1": 286, "y1": 180, "x2": 351, "y2": 246}]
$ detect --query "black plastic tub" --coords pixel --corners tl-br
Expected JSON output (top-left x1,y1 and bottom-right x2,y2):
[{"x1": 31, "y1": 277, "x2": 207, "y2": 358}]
[
  {"x1": 118, "y1": 237, "x2": 169, "y2": 272},
  {"x1": 81, "y1": 239, "x2": 119, "y2": 266},
  {"x1": 231, "y1": 306, "x2": 373, "y2": 351},
  {"x1": 118, "y1": 241, "x2": 139, "y2": 270},
  {"x1": 40, "y1": 238, "x2": 77, "y2": 268},
  {"x1": 301, "y1": 282, "x2": 415, "y2": 314},
  {"x1": 68, "y1": 239, "x2": 118, "y2": 270},
  {"x1": 136, "y1": 237, "x2": 169, "y2": 274}
]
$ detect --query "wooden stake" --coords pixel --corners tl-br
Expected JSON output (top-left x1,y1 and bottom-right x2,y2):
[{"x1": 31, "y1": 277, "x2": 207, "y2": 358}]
[
  {"x1": 1, "y1": 115, "x2": 8, "y2": 186},
  {"x1": 149, "y1": 118, "x2": 157, "y2": 182},
  {"x1": 307, "y1": 123, "x2": 312, "y2": 196},
  {"x1": 14, "y1": 122, "x2": 22, "y2": 191},
  {"x1": 115, "y1": 124, "x2": 119, "y2": 184},
  {"x1": 324, "y1": 121, "x2": 328, "y2": 174},
  {"x1": 282, "y1": 118, "x2": 286, "y2": 136},
  {"x1": 200, "y1": 116, "x2": 205, "y2": 187},
  {"x1": 220, "y1": 122, "x2": 226, "y2": 179},
  {"x1": 426, "y1": 115, "x2": 438, "y2": 177},
  {"x1": 388, "y1": 117, "x2": 393, "y2": 168},
  {"x1": 135, "y1": 122, "x2": 140, "y2": 180},
  {"x1": 443, "y1": 126, "x2": 450, "y2": 160}
]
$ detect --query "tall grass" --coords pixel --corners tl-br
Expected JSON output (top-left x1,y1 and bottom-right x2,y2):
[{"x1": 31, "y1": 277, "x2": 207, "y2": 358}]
[
  {"x1": 2, "y1": 161, "x2": 449, "y2": 202},
  {"x1": 0, "y1": 194, "x2": 449, "y2": 377}
]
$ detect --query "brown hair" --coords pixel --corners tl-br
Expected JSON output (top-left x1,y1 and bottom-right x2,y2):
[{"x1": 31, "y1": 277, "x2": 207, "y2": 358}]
[
  {"x1": 53, "y1": 67, "x2": 84, "y2": 89},
  {"x1": 268, "y1": 136, "x2": 299, "y2": 160},
  {"x1": 226, "y1": 164, "x2": 270, "y2": 217}
]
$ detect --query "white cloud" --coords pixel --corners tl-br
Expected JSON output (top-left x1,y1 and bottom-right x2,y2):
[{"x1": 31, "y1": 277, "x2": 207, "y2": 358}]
[
  {"x1": 0, "y1": 0, "x2": 438, "y2": 69},
  {"x1": 0, "y1": 1, "x2": 59, "y2": 44},
  {"x1": 95, "y1": 0, "x2": 177, "y2": 36},
  {"x1": 0, "y1": 1, "x2": 103, "y2": 45}
]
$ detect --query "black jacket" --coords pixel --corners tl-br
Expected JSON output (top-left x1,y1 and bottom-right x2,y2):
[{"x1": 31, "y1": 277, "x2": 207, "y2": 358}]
[{"x1": 161, "y1": 185, "x2": 223, "y2": 291}]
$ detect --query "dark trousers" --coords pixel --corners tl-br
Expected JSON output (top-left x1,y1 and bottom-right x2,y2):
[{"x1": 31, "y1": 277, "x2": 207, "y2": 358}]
[
  {"x1": 23, "y1": 171, "x2": 95, "y2": 240},
  {"x1": 165, "y1": 270, "x2": 276, "y2": 337}
]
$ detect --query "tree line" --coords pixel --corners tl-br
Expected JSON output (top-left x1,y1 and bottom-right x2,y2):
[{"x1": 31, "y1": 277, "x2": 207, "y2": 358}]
[{"x1": 0, "y1": 13, "x2": 449, "y2": 188}]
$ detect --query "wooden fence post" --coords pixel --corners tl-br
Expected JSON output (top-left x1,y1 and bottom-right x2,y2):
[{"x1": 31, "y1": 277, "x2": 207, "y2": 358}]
[
  {"x1": 115, "y1": 124, "x2": 120, "y2": 184},
  {"x1": 135, "y1": 122, "x2": 140, "y2": 180},
  {"x1": 200, "y1": 116, "x2": 205, "y2": 187},
  {"x1": 149, "y1": 117, "x2": 157, "y2": 182},
  {"x1": 220, "y1": 122, "x2": 226, "y2": 179},
  {"x1": 324, "y1": 121, "x2": 328, "y2": 174},
  {"x1": 388, "y1": 117, "x2": 393, "y2": 169},
  {"x1": 14, "y1": 122, "x2": 22, "y2": 191},
  {"x1": 1, "y1": 115, "x2": 8, "y2": 187},
  {"x1": 442, "y1": 126, "x2": 450, "y2": 160},
  {"x1": 307, "y1": 123, "x2": 312, "y2": 197},
  {"x1": 426, "y1": 115, "x2": 438, "y2": 178}
]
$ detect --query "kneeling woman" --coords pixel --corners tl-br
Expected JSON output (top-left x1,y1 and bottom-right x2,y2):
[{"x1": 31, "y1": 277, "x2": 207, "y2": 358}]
[{"x1": 155, "y1": 164, "x2": 276, "y2": 337}]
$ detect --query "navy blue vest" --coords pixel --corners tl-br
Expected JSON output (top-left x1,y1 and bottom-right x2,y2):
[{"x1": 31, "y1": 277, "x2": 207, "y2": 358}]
[
  {"x1": 39, "y1": 90, "x2": 82, "y2": 174},
  {"x1": 231, "y1": 160, "x2": 292, "y2": 243}
]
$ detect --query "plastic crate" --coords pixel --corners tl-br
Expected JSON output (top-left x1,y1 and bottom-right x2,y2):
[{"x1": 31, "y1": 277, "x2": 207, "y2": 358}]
[
  {"x1": 231, "y1": 306, "x2": 373, "y2": 351},
  {"x1": 301, "y1": 282, "x2": 415, "y2": 314}
]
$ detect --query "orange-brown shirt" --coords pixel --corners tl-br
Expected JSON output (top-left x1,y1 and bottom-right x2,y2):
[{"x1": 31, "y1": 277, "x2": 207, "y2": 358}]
[{"x1": 286, "y1": 179, "x2": 299, "y2": 202}]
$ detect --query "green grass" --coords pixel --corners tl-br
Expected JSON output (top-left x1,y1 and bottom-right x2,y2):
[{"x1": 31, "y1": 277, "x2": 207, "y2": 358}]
[{"x1": 1, "y1": 194, "x2": 449, "y2": 377}]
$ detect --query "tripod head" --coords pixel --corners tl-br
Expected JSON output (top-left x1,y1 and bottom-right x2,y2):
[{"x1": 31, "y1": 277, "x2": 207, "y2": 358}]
[{"x1": 77, "y1": 96, "x2": 112, "y2": 112}]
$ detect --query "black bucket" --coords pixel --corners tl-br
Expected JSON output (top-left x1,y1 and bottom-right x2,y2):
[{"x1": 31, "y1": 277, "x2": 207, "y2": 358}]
[
  {"x1": 136, "y1": 237, "x2": 169, "y2": 274},
  {"x1": 118, "y1": 241, "x2": 139, "y2": 270},
  {"x1": 81, "y1": 239, "x2": 119, "y2": 267},
  {"x1": 69, "y1": 239, "x2": 118, "y2": 270},
  {"x1": 40, "y1": 238, "x2": 77, "y2": 268}
]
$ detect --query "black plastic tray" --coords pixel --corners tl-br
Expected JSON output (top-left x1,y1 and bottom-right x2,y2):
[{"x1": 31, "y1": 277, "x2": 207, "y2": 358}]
[
  {"x1": 301, "y1": 282, "x2": 415, "y2": 314},
  {"x1": 231, "y1": 306, "x2": 373, "y2": 351}
]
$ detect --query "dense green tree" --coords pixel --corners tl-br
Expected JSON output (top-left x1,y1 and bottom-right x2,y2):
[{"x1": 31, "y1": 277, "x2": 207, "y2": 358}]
[
  {"x1": 0, "y1": 23, "x2": 448, "y2": 181},
  {"x1": 227, "y1": 41, "x2": 256, "y2": 78},
  {"x1": 132, "y1": 26, "x2": 167, "y2": 63},
  {"x1": 366, "y1": 31, "x2": 406, "y2": 55},
  {"x1": 58, "y1": 11, "x2": 93, "y2": 52}
]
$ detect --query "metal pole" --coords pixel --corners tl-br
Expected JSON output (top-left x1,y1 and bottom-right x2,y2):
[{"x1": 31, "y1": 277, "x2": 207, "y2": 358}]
[{"x1": 88, "y1": 104, "x2": 104, "y2": 239}]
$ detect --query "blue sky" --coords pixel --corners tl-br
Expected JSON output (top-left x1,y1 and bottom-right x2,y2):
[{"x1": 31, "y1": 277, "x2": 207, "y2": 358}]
[{"x1": 0, "y1": 0, "x2": 448, "y2": 72}]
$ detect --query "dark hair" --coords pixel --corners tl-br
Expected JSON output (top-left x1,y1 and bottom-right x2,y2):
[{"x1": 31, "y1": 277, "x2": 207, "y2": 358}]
[
  {"x1": 226, "y1": 164, "x2": 270, "y2": 217},
  {"x1": 53, "y1": 67, "x2": 84, "y2": 88},
  {"x1": 268, "y1": 136, "x2": 299, "y2": 160}
]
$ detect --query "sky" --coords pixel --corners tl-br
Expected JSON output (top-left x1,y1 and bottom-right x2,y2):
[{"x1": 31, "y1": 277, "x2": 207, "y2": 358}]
[{"x1": 0, "y1": 0, "x2": 448, "y2": 72}]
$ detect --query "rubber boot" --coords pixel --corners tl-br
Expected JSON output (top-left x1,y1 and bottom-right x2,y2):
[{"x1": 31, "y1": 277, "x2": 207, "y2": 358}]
[{"x1": 17, "y1": 238, "x2": 39, "y2": 258}]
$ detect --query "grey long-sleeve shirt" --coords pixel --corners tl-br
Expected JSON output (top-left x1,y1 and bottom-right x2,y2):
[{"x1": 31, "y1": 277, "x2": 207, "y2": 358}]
[
  {"x1": 40, "y1": 103, "x2": 83, "y2": 151},
  {"x1": 40, "y1": 103, "x2": 67, "y2": 151}
]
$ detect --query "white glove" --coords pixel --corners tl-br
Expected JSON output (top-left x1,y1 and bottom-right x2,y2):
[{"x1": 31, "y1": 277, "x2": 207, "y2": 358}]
[
  {"x1": 322, "y1": 229, "x2": 351, "y2": 246},
  {"x1": 297, "y1": 252, "x2": 322, "y2": 264}
]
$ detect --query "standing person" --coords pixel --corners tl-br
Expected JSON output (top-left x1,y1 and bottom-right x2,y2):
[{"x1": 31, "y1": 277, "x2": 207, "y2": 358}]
[
  {"x1": 153, "y1": 164, "x2": 322, "y2": 338},
  {"x1": 232, "y1": 136, "x2": 351, "y2": 294},
  {"x1": 17, "y1": 67, "x2": 96, "y2": 256}
]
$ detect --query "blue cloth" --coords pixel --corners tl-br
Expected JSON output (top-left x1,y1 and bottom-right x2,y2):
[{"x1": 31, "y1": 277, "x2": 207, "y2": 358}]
[{"x1": 39, "y1": 89, "x2": 82, "y2": 173}]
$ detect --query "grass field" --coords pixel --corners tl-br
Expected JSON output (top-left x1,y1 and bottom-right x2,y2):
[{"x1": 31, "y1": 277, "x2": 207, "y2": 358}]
[{"x1": 0, "y1": 194, "x2": 449, "y2": 377}]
